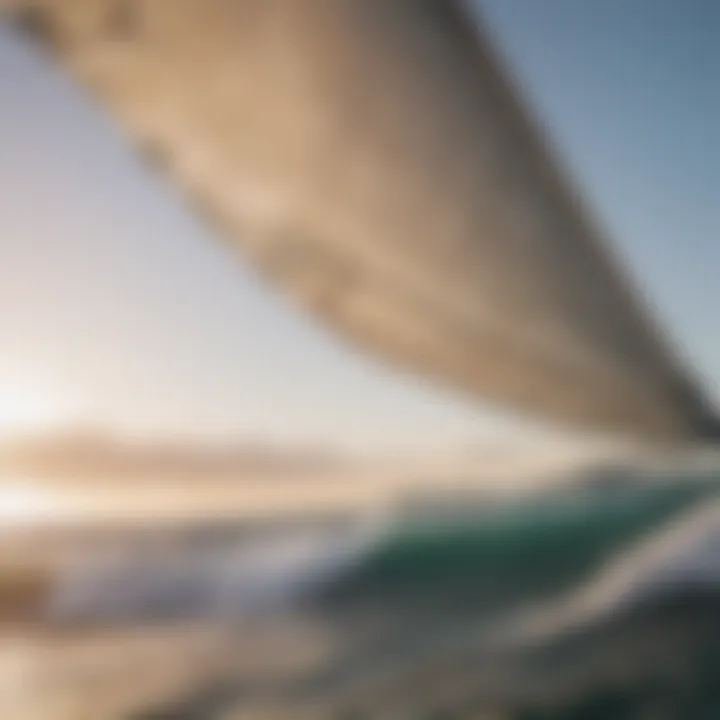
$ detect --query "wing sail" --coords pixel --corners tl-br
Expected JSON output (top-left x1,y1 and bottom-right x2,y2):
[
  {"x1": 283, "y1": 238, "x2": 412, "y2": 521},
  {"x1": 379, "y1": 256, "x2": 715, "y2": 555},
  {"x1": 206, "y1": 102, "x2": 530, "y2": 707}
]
[{"x1": 6, "y1": 0, "x2": 717, "y2": 440}]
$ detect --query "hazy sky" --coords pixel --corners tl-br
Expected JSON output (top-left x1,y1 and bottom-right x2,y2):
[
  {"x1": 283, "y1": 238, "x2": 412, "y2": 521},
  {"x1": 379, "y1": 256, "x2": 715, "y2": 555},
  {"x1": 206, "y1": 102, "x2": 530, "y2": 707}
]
[{"x1": 0, "y1": 1, "x2": 717, "y2": 449}]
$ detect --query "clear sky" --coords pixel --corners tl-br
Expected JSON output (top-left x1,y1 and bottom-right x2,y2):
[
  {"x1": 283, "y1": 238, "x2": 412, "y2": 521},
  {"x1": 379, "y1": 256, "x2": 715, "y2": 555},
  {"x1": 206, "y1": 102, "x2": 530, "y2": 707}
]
[{"x1": 0, "y1": 1, "x2": 717, "y2": 449}]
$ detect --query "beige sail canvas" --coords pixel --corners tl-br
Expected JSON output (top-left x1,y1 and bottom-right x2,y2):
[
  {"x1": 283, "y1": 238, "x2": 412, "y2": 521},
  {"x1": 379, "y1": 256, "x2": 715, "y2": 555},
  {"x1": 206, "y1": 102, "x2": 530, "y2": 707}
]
[{"x1": 2, "y1": 0, "x2": 716, "y2": 441}]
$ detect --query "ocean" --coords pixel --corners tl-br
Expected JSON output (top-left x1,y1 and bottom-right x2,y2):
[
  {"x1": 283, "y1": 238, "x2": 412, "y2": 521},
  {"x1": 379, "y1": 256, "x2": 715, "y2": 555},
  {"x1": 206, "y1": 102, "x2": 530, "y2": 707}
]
[{"x1": 2, "y1": 463, "x2": 720, "y2": 718}]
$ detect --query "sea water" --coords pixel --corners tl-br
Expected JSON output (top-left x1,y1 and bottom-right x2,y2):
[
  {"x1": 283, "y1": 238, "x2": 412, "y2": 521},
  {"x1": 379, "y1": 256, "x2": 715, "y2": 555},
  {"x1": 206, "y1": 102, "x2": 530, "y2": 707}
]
[{"x1": 3, "y1": 466, "x2": 720, "y2": 718}]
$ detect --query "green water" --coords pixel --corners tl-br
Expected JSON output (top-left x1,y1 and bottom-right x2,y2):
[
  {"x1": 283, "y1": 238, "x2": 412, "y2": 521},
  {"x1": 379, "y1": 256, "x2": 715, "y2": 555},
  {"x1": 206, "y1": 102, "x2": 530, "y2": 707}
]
[
  {"x1": 326, "y1": 475, "x2": 720, "y2": 613},
  {"x1": 313, "y1": 474, "x2": 720, "y2": 718}
]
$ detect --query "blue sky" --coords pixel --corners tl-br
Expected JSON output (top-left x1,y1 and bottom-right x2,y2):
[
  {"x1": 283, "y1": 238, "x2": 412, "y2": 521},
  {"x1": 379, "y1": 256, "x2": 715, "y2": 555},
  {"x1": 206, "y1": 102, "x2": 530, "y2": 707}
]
[{"x1": 0, "y1": 1, "x2": 717, "y2": 449}]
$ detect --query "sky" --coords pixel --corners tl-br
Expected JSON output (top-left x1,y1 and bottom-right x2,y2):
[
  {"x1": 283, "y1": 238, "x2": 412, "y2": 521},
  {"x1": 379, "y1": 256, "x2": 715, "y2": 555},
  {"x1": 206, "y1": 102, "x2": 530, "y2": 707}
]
[{"x1": 0, "y1": 1, "x2": 717, "y2": 450}]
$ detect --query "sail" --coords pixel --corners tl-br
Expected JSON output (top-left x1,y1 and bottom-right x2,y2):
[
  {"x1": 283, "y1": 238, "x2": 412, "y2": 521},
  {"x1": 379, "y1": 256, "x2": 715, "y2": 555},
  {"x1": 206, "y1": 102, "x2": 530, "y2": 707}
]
[{"x1": 4, "y1": 0, "x2": 716, "y2": 441}]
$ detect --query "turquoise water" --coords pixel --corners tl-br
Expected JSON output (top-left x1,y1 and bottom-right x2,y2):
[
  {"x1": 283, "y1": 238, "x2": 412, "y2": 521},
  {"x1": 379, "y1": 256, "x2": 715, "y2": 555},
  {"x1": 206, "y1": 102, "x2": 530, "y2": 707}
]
[
  {"x1": 304, "y1": 473, "x2": 720, "y2": 717},
  {"x1": 323, "y1": 474, "x2": 720, "y2": 611}
]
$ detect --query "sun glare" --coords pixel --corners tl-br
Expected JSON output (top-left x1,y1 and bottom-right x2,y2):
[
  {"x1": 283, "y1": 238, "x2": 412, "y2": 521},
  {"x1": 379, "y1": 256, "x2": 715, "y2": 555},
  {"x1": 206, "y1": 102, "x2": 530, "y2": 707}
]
[
  {"x1": 0, "y1": 485, "x2": 57, "y2": 524},
  {"x1": 0, "y1": 386, "x2": 64, "y2": 439}
]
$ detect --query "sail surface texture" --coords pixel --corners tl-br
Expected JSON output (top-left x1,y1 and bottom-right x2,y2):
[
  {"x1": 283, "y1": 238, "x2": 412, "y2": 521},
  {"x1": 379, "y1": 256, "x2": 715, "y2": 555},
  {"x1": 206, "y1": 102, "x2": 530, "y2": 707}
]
[{"x1": 3, "y1": 0, "x2": 716, "y2": 440}]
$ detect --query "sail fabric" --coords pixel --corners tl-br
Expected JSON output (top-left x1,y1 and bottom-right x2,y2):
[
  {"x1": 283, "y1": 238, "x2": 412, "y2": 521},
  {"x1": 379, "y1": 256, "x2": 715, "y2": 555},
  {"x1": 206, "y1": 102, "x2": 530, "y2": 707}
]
[{"x1": 4, "y1": 0, "x2": 715, "y2": 440}]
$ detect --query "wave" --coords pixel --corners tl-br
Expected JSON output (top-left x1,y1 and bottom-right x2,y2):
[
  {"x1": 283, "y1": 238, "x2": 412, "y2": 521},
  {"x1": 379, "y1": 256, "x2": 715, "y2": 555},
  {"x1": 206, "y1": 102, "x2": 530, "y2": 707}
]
[
  {"x1": 15, "y1": 466, "x2": 720, "y2": 717},
  {"x1": 47, "y1": 468, "x2": 720, "y2": 630}
]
